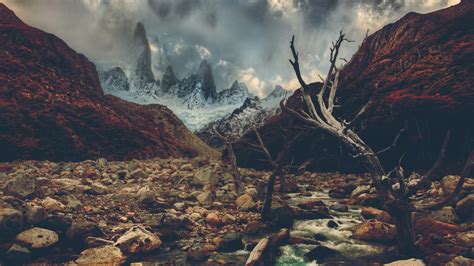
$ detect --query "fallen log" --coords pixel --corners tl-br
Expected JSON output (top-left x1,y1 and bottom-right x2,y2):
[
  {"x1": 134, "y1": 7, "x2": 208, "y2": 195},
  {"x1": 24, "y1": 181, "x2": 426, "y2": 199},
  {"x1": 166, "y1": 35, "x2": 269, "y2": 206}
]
[{"x1": 245, "y1": 237, "x2": 270, "y2": 266}]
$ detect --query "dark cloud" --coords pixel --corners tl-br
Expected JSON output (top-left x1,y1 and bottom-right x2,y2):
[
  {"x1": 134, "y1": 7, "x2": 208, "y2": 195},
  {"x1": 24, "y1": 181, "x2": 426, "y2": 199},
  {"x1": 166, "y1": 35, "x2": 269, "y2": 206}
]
[{"x1": 4, "y1": 0, "x2": 458, "y2": 96}]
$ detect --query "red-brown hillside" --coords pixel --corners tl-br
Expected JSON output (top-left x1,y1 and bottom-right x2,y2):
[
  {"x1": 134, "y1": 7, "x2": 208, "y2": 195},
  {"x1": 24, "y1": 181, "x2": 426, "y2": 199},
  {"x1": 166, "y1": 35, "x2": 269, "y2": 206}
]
[
  {"x1": 235, "y1": 0, "x2": 474, "y2": 172},
  {"x1": 0, "y1": 3, "x2": 216, "y2": 161}
]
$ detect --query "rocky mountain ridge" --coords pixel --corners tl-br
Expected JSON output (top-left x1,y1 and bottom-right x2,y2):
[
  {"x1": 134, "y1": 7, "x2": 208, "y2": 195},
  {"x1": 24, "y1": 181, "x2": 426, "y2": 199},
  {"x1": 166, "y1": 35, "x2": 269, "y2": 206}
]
[
  {"x1": 0, "y1": 3, "x2": 216, "y2": 162},
  {"x1": 98, "y1": 22, "x2": 287, "y2": 132},
  {"x1": 234, "y1": 0, "x2": 474, "y2": 172},
  {"x1": 196, "y1": 87, "x2": 291, "y2": 147}
]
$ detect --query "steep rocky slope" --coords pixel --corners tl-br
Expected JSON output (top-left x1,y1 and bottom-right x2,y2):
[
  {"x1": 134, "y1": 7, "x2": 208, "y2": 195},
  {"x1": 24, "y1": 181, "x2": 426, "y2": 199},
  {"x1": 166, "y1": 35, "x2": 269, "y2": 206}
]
[
  {"x1": 0, "y1": 4, "x2": 217, "y2": 161},
  {"x1": 234, "y1": 0, "x2": 474, "y2": 172}
]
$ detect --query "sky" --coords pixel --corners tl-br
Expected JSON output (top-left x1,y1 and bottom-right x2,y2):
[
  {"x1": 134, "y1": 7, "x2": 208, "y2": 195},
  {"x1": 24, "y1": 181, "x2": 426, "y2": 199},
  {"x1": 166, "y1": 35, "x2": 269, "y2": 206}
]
[{"x1": 3, "y1": 0, "x2": 460, "y2": 97}]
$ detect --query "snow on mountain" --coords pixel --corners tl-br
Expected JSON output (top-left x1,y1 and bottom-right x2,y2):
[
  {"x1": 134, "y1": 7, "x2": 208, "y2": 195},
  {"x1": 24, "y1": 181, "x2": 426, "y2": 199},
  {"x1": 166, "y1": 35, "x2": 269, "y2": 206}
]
[
  {"x1": 216, "y1": 80, "x2": 253, "y2": 105},
  {"x1": 196, "y1": 86, "x2": 291, "y2": 147},
  {"x1": 98, "y1": 67, "x2": 129, "y2": 93},
  {"x1": 97, "y1": 22, "x2": 289, "y2": 132}
]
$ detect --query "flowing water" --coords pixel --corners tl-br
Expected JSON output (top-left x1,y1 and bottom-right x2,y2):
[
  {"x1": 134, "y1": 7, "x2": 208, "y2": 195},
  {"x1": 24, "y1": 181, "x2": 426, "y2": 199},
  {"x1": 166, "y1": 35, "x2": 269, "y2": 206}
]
[
  {"x1": 276, "y1": 190, "x2": 392, "y2": 265},
  {"x1": 136, "y1": 189, "x2": 392, "y2": 265}
]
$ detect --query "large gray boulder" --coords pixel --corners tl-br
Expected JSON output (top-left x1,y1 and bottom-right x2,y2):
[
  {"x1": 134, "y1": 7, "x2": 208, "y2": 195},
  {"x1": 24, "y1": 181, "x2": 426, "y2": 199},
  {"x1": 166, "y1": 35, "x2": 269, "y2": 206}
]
[
  {"x1": 3, "y1": 175, "x2": 37, "y2": 199},
  {"x1": 193, "y1": 167, "x2": 220, "y2": 187}
]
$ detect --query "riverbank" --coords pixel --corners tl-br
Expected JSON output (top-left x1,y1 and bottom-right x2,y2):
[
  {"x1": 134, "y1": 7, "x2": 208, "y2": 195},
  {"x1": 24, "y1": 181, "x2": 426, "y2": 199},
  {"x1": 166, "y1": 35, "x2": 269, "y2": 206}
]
[{"x1": 0, "y1": 158, "x2": 472, "y2": 265}]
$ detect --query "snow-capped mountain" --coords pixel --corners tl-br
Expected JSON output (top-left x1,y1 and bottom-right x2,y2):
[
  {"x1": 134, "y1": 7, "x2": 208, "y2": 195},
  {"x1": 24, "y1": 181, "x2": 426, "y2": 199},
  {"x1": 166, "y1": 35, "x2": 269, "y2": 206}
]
[
  {"x1": 97, "y1": 22, "x2": 288, "y2": 132},
  {"x1": 216, "y1": 80, "x2": 253, "y2": 105},
  {"x1": 196, "y1": 86, "x2": 292, "y2": 147},
  {"x1": 98, "y1": 67, "x2": 129, "y2": 92}
]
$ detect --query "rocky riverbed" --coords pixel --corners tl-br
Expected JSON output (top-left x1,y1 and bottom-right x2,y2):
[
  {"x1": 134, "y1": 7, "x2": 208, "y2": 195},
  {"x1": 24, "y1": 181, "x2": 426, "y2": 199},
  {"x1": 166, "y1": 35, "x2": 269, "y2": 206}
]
[{"x1": 0, "y1": 157, "x2": 472, "y2": 265}]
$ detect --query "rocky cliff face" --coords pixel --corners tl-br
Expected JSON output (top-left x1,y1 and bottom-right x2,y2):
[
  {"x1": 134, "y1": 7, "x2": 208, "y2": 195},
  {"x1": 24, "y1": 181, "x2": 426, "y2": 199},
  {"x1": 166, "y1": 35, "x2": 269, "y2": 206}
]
[
  {"x1": 133, "y1": 22, "x2": 155, "y2": 84},
  {"x1": 0, "y1": 4, "x2": 216, "y2": 161},
  {"x1": 161, "y1": 65, "x2": 179, "y2": 92},
  {"x1": 234, "y1": 0, "x2": 474, "y2": 172}
]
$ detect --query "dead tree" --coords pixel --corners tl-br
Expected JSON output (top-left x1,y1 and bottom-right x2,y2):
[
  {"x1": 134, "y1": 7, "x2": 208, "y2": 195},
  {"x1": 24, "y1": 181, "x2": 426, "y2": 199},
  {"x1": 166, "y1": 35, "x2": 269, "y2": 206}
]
[
  {"x1": 246, "y1": 127, "x2": 302, "y2": 221},
  {"x1": 282, "y1": 32, "x2": 474, "y2": 256},
  {"x1": 246, "y1": 128, "x2": 288, "y2": 192},
  {"x1": 213, "y1": 126, "x2": 245, "y2": 195}
]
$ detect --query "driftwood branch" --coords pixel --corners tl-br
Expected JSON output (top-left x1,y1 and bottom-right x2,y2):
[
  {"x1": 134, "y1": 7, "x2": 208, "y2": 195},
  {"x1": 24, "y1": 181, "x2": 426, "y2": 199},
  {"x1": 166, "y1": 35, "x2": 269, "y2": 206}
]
[{"x1": 245, "y1": 237, "x2": 269, "y2": 266}]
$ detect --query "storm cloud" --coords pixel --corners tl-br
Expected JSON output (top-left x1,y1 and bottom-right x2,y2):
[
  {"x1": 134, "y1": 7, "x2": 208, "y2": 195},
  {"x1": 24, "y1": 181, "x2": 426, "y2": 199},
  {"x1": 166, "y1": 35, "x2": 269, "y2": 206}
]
[{"x1": 4, "y1": 0, "x2": 460, "y2": 97}]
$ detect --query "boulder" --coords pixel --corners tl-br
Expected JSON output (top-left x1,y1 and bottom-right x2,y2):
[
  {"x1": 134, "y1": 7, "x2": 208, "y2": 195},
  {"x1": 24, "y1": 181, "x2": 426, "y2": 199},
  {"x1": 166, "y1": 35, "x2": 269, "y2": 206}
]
[
  {"x1": 361, "y1": 207, "x2": 391, "y2": 223},
  {"x1": 138, "y1": 191, "x2": 169, "y2": 212},
  {"x1": 24, "y1": 204, "x2": 47, "y2": 225},
  {"x1": 41, "y1": 197, "x2": 66, "y2": 212},
  {"x1": 3, "y1": 175, "x2": 37, "y2": 199},
  {"x1": 350, "y1": 185, "x2": 370, "y2": 198},
  {"x1": 457, "y1": 231, "x2": 474, "y2": 248},
  {"x1": 313, "y1": 233, "x2": 328, "y2": 241},
  {"x1": 384, "y1": 258, "x2": 425, "y2": 266},
  {"x1": 357, "y1": 193, "x2": 383, "y2": 208},
  {"x1": 197, "y1": 191, "x2": 215, "y2": 205},
  {"x1": 440, "y1": 175, "x2": 471, "y2": 196},
  {"x1": 194, "y1": 167, "x2": 220, "y2": 187},
  {"x1": 67, "y1": 220, "x2": 102, "y2": 243},
  {"x1": 415, "y1": 218, "x2": 461, "y2": 236},
  {"x1": 328, "y1": 188, "x2": 346, "y2": 199},
  {"x1": 114, "y1": 225, "x2": 161, "y2": 254},
  {"x1": 269, "y1": 206, "x2": 294, "y2": 230},
  {"x1": 429, "y1": 206, "x2": 458, "y2": 223},
  {"x1": 75, "y1": 245, "x2": 126, "y2": 265},
  {"x1": 327, "y1": 220, "x2": 339, "y2": 228},
  {"x1": 85, "y1": 182, "x2": 109, "y2": 195},
  {"x1": 5, "y1": 244, "x2": 31, "y2": 263},
  {"x1": 456, "y1": 194, "x2": 474, "y2": 219},
  {"x1": 305, "y1": 246, "x2": 341, "y2": 262},
  {"x1": 297, "y1": 200, "x2": 326, "y2": 210},
  {"x1": 352, "y1": 220, "x2": 396, "y2": 243},
  {"x1": 235, "y1": 194, "x2": 256, "y2": 211},
  {"x1": 205, "y1": 213, "x2": 221, "y2": 226},
  {"x1": 0, "y1": 208, "x2": 24, "y2": 238},
  {"x1": 329, "y1": 203, "x2": 348, "y2": 212},
  {"x1": 245, "y1": 187, "x2": 259, "y2": 200},
  {"x1": 221, "y1": 214, "x2": 236, "y2": 225},
  {"x1": 446, "y1": 256, "x2": 473, "y2": 266},
  {"x1": 218, "y1": 232, "x2": 243, "y2": 252},
  {"x1": 244, "y1": 221, "x2": 265, "y2": 235},
  {"x1": 187, "y1": 246, "x2": 211, "y2": 262},
  {"x1": 131, "y1": 169, "x2": 147, "y2": 179},
  {"x1": 61, "y1": 194, "x2": 82, "y2": 209},
  {"x1": 40, "y1": 213, "x2": 73, "y2": 233},
  {"x1": 116, "y1": 170, "x2": 130, "y2": 179},
  {"x1": 16, "y1": 227, "x2": 59, "y2": 249}
]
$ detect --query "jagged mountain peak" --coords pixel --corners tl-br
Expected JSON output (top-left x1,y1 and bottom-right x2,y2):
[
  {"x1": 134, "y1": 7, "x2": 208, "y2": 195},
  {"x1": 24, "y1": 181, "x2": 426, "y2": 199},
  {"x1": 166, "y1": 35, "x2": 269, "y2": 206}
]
[
  {"x1": 230, "y1": 80, "x2": 248, "y2": 92},
  {"x1": 197, "y1": 59, "x2": 217, "y2": 100},
  {"x1": 266, "y1": 85, "x2": 288, "y2": 100},
  {"x1": 132, "y1": 22, "x2": 155, "y2": 85},
  {"x1": 161, "y1": 65, "x2": 179, "y2": 92},
  {"x1": 133, "y1": 22, "x2": 148, "y2": 47}
]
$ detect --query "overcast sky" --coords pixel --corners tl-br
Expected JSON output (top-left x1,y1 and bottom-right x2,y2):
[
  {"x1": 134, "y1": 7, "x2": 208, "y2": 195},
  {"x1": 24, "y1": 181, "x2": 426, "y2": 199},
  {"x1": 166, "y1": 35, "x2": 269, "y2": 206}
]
[{"x1": 4, "y1": 0, "x2": 460, "y2": 97}]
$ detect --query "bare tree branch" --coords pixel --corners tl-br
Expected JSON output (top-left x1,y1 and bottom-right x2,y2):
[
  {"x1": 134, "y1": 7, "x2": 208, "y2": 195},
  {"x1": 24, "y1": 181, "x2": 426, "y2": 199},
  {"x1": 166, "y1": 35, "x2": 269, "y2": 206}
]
[
  {"x1": 403, "y1": 130, "x2": 451, "y2": 199},
  {"x1": 422, "y1": 149, "x2": 474, "y2": 210},
  {"x1": 377, "y1": 121, "x2": 409, "y2": 155},
  {"x1": 253, "y1": 128, "x2": 277, "y2": 168}
]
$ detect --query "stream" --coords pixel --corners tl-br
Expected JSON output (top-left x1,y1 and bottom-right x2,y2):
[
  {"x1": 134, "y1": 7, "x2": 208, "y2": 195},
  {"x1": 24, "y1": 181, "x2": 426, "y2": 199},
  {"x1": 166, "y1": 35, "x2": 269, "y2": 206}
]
[
  {"x1": 133, "y1": 189, "x2": 395, "y2": 265},
  {"x1": 276, "y1": 190, "x2": 394, "y2": 265}
]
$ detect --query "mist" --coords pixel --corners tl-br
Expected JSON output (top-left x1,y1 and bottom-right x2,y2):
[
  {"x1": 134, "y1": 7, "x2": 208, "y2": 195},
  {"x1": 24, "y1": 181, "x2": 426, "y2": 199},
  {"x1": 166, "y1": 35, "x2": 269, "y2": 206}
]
[{"x1": 4, "y1": 0, "x2": 459, "y2": 97}]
